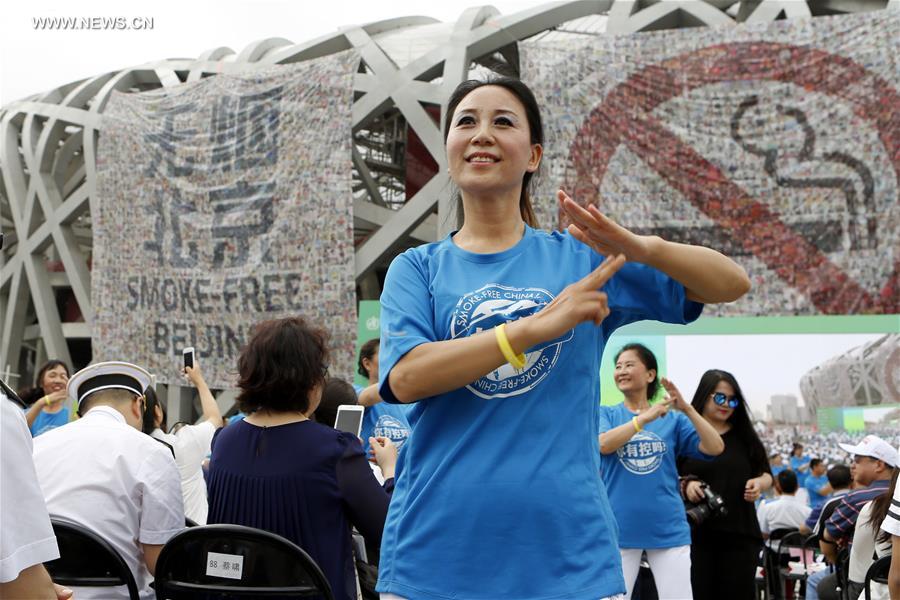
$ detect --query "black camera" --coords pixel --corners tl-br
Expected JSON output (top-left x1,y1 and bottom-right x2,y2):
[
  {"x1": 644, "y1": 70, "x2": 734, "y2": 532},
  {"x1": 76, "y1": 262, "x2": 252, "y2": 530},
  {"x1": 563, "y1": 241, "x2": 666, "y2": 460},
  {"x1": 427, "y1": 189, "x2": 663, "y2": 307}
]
[{"x1": 685, "y1": 484, "x2": 728, "y2": 525}]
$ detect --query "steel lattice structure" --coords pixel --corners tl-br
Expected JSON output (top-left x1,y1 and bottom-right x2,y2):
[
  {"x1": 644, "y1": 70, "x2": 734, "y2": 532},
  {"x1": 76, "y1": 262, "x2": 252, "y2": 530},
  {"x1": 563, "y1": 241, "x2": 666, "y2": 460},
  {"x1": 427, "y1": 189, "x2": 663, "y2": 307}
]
[
  {"x1": 800, "y1": 334, "x2": 900, "y2": 410},
  {"x1": 2, "y1": 0, "x2": 895, "y2": 420}
]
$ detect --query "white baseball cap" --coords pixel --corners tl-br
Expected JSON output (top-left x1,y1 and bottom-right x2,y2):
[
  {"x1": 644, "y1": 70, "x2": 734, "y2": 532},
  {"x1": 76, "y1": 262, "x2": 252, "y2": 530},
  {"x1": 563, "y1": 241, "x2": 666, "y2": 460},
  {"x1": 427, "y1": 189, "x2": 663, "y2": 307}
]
[{"x1": 838, "y1": 435, "x2": 898, "y2": 467}]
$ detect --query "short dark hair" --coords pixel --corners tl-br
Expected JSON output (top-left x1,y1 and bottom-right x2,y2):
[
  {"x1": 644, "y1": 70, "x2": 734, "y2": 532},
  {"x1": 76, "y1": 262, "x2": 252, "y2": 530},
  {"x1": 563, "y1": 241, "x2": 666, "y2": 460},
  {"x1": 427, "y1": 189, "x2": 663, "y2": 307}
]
[
  {"x1": 17, "y1": 359, "x2": 71, "y2": 405},
  {"x1": 357, "y1": 338, "x2": 380, "y2": 378},
  {"x1": 827, "y1": 464, "x2": 852, "y2": 489},
  {"x1": 614, "y1": 343, "x2": 659, "y2": 401},
  {"x1": 315, "y1": 377, "x2": 358, "y2": 429},
  {"x1": 810, "y1": 458, "x2": 823, "y2": 470},
  {"x1": 236, "y1": 317, "x2": 329, "y2": 415},
  {"x1": 80, "y1": 388, "x2": 136, "y2": 415},
  {"x1": 777, "y1": 469, "x2": 799, "y2": 494}
]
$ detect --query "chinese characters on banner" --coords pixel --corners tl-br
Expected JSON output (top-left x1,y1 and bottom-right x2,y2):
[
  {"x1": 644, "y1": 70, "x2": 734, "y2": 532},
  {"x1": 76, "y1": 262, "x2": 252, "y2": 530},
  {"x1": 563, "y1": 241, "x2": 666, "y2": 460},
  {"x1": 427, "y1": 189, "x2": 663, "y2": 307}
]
[{"x1": 94, "y1": 52, "x2": 359, "y2": 387}]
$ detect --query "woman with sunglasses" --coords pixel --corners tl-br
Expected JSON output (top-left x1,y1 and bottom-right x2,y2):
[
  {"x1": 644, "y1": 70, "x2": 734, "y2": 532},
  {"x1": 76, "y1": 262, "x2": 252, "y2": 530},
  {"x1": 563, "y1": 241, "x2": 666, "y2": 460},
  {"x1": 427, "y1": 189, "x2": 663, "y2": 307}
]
[
  {"x1": 678, "y1": 369, "x2": 773, "y2": 600},
  {"x1": 599, "y1": 343, "x2": 725, "y2": 599}
]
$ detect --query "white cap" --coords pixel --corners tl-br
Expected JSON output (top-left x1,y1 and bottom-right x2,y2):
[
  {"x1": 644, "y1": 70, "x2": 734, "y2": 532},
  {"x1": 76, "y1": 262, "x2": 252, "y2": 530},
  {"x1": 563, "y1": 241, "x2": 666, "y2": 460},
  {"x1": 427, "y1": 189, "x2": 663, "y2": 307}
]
[
  {"x1": 838, "y1": 435, "x2": 898, "y2": 467},
  {"x1": 67, "y1": 361, "x2": 152, "y2": 408}
]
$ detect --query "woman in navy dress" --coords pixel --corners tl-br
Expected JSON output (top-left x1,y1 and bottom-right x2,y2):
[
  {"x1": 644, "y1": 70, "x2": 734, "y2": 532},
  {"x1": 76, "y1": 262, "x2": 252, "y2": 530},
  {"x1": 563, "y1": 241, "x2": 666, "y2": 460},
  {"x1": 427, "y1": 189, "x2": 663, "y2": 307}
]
[{"x1": 207, "y1": 317, "x2": 397, "y2": 600}]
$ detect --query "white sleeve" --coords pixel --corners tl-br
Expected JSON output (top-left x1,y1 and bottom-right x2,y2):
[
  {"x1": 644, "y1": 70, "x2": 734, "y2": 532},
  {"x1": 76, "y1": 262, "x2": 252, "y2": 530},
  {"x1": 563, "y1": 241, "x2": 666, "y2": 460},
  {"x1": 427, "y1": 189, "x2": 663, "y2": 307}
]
[
  {"x1": 757, "y1": 503, "x2": 770, "y2": 534},
  {"x1": 136, "y1": 446, "x2": 185, "y2": 545},
  {"x1": 0, "y1": 398, "x2": 59, "y2": 582},
  {"x1": 881, "y1": 476, "x2": 900, "y2": 537},
  {"x1": 176, "y1": 421, "x2": 216, "y2": 465}
]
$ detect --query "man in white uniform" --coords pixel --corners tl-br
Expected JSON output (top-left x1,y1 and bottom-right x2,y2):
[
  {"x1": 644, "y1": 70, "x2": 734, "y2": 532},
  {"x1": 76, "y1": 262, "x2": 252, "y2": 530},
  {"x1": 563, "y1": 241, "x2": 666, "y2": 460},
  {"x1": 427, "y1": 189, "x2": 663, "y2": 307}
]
[
  {"x1": 0, "y1": 381, "x2": 71, "y2": 599},
  {"x1": 32, "y1": 361, "x2": 184, "y2": 600}
]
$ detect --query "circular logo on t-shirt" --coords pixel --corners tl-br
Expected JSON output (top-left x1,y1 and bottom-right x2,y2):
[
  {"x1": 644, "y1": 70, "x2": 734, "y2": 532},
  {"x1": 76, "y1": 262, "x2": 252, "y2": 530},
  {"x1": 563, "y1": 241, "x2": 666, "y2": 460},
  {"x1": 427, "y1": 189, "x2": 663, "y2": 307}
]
[
  {"x1": 616, "y1": 430, "x2": 668, "y2": 475},
  {"x1": 373, "y1": 415, "x2": 409, "y2": 448},
  {"x1": 449, "y1": 283, "x2": 573, "y2": 400}
]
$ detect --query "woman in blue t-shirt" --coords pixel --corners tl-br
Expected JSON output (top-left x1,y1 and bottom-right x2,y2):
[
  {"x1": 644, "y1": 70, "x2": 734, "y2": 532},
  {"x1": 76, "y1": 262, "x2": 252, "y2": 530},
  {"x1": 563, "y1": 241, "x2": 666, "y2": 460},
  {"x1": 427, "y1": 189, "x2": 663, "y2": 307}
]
[
  {"x1": 598, "y1": 343, "x2": 724, "y2": 598},
  {"x1": 375, "y1": 76, "x2": 749, "y2": 600},
  {"x1": 20, "y1": 360, "x2": 71, "y2": 436},
  {"x1": 355, "y1": 338, "x2": 413, "y2": 456},
  {"x1": 790, "y1": 442, "x2": 811, "y2": 486}
]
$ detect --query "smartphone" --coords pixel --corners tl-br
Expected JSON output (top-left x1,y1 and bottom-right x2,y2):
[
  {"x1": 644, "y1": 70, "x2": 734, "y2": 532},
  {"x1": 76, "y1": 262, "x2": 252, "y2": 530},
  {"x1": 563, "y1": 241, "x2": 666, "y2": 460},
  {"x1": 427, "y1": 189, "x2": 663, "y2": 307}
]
[
  {"x1": 334, "y1": 405, "x2": 364, "y2": 437},
  {"x1": 183, "y1": 347, "x2": 195, "y2": 370}
]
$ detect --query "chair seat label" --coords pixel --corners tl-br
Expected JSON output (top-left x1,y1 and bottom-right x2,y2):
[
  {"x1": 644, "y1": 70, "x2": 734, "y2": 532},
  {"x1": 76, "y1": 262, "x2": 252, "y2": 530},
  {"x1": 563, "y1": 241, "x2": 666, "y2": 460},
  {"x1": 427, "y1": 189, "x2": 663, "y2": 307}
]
[{"x1": 206, "y1": 552, "x2": 243, "y2": 580}]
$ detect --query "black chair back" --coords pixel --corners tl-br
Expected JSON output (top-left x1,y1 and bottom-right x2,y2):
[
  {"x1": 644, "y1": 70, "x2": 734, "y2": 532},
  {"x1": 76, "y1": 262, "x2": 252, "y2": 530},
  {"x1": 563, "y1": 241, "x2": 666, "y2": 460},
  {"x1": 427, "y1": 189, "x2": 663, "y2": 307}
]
[
  {"x1": 153, "y1": 524, "x2": 335, "y2": 599},
  {"x1": 864, "y1": 555, "x2": 891, "y2": 600},
  {"x1": 45, "y1": 518, "x2": 140, "y2": 600}
]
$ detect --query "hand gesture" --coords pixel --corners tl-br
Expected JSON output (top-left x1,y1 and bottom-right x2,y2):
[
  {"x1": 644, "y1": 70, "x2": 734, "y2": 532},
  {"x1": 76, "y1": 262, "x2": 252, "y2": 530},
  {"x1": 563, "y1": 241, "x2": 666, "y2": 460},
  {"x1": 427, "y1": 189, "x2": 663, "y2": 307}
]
[
  {"x1": 744, "y1": 478, "x2": 763, "y2": 502},
  {"x1": 44, "y1": 389, "x2": 68, "y2": 406},
  {"x1": 660, "y1": 377, "x2": 691, "y2": 412},
  {"x1": 558, "y1": 189, "x2": 653, "y2": 263},
  {"x1": 638, "y1": 396, "x2": 672, "y2": 427},
  {"x1": 369, "y1": 436, "x2": 398, "y2": 473},
  {"x1": 529, "y1": 254, "x2": 625, "y2": 342},
  {"x1": 685, "y1": 480, "x2": 705, "y2": 504},
  {"x1": 183, "y1": 362, "x2": 203, "y2": 385}
]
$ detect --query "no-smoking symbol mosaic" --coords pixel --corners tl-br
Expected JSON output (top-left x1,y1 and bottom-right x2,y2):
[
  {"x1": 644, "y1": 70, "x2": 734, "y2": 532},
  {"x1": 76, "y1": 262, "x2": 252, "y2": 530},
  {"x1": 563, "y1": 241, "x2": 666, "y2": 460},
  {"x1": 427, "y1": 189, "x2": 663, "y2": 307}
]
[{"x1": 528, "y1": 14, "x2": 899, "y2": 317}]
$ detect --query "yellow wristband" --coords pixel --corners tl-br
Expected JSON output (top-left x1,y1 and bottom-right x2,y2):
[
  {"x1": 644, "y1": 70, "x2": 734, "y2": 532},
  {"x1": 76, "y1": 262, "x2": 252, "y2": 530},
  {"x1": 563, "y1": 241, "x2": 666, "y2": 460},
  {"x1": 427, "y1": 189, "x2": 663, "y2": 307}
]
[
  {"x1": 495, "y1": 323, "x2": 526, "y2": 370},
  {"x1": 632, "y1": 416, "x2": 642, "y2": 433},
  {"x1": 44, "y1": 396, "x2": 51, "y2": 407}
]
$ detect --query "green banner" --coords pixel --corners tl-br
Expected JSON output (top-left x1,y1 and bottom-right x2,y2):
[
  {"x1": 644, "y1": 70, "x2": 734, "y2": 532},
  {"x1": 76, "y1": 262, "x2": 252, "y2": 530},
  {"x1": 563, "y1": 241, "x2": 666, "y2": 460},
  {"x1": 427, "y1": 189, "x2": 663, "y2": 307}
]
[
  {"x1": 354, "y1": 300, "x2": 381, "y2": 387},
  {"x1": 600, "y1": 335, "x2": 668, "y2": 406}
]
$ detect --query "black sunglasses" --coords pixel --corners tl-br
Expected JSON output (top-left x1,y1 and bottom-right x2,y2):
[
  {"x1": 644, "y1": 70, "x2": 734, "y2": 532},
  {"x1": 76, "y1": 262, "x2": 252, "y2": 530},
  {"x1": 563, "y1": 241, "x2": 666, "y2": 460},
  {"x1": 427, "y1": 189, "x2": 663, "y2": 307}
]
[{"x1": 712, "y1": 392, "x2": 739, "y2": 409}]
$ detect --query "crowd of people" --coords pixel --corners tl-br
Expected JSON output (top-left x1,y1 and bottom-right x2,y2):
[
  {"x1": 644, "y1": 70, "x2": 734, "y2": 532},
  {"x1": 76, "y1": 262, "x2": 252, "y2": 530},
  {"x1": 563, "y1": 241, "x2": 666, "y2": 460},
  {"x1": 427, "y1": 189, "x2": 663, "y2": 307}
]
[{"x1": 2, "y1": 75, "x2": 899, "y2": 600}]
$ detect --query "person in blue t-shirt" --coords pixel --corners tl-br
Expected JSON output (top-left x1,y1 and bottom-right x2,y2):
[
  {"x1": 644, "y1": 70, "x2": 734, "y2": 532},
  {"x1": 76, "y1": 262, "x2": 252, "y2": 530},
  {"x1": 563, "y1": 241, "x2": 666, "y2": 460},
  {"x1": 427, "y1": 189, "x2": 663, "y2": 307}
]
[
  {"x1": 375, "y1": 76, "x2": 750, "y2": 600},
  {"x1": 354, "y1": 338, "x2": 412, "y2": 455},
  {"x1": 20, "y1": 360, "x2": 72, "y2": 437},
  {"x1": 805, "y1": 458, "x2": 831, "y2": 509},
  {"x1": 790, "y1": 443, "x2": 811, "y2": 487},
  {"x1": 598, "y1": 344, "x2": 724, "y2": 599}
]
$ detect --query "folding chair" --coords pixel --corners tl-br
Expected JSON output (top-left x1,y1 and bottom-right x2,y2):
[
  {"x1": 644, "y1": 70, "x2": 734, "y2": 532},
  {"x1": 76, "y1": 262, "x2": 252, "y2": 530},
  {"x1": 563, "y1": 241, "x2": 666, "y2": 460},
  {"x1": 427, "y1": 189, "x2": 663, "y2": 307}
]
[
  {"x1": 776, "y1": 531, "x2": 813, "y2": 598},
  {"x1": 45, "y1": 518, "x2": 140, "y2": 600},
  {"x1": 765, "y1": 528, "x2": 799, "y2": 599},
  {"x1": 153, "y1": 523, "x2": 334, "y2": 599},
  {"x1": 863, "y1": 555, "x2": 891, "y2": 600}
]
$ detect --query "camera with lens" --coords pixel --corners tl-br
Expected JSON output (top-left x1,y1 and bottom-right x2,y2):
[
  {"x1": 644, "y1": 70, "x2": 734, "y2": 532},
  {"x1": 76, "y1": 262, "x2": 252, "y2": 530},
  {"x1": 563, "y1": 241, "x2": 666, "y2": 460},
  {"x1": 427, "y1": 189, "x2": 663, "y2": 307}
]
[{"x1": 685, "y1": 483, "x2": 728, "y2": 525}]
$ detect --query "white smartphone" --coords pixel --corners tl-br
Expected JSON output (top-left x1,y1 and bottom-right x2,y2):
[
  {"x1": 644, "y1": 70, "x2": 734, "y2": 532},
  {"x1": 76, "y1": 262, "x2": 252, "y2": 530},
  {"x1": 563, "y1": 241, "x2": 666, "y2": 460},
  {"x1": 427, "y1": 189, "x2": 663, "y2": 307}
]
[
  {"x1": 334, "y1": 405, "x2": 364, "y2": 437},
  {"x1": 183, "y1": 347, "x2": 195, "y2": 370}
]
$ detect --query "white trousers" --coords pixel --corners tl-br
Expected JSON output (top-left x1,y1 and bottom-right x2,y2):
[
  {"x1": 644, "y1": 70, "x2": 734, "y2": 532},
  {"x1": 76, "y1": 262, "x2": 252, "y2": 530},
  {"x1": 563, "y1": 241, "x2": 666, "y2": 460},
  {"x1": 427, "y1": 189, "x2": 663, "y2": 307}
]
[{"x1": 620, "y1": 545, "x2": 693, "y2": 600}]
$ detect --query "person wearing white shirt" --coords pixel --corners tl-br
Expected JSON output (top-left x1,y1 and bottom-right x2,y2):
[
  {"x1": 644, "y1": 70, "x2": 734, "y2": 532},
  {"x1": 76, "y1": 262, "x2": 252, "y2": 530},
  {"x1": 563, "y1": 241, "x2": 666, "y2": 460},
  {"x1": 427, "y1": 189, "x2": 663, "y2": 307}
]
[
  {"x1": 879, "y1": 456, "x2": 900, "y2": 598},
  {"x1": 0, "y1": 383, "x2": 72, "y2": 600},
  {"x1": 758, "y1": 470, "x2": 813, "y2": 543},
  {"x1": 147, "y1": 363, "x2": 223, "y2": 524},
  {"x1": 846, "y1": 499, "x2": 892, "y2": 600},
  {"x1": 32, "y1": 361, "x2": 184, "y2": 600}
]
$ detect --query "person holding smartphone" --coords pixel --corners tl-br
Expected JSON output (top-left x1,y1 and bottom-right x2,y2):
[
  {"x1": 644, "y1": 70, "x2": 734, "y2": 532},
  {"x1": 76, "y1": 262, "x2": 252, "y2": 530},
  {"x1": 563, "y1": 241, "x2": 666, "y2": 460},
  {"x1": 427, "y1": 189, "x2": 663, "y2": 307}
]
[
  {"x1": 374, "y1": 76, "x2": 749, "y2": 600},
  {"x1": 145, "y1": 355, "x2": 223, "y2": 525},
  {"x1": 207, "y1": 317, "x2": 394, "y2": 600}
]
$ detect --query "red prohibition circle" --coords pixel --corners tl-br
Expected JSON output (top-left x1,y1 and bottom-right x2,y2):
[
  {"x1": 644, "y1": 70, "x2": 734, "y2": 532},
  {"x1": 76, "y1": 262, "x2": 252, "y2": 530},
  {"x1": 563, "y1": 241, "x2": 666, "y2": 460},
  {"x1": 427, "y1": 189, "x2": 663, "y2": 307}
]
[{"x1": 564, "y1": 42, "x2": 899, "y2": 314}]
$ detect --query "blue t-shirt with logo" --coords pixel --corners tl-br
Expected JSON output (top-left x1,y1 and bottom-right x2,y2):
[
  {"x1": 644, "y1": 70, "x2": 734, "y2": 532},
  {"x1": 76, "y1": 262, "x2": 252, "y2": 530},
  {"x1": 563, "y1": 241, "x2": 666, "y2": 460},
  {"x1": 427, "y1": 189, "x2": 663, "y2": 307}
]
[
  {"x1": 805, "y1": 473, "x2": 829, "y2": 508},
  {"x1": 29, "y1": 407, "x2": 70, "y2": 436},
  {"x1": 354, "y1": 384, "x2": 413, "y2": 454},
  {"x1": 376, "y1": 226, "x2": 703, "y2": 600},
  {"x1": 598, "y1": 403, "x2": 711, "y2": 549}
]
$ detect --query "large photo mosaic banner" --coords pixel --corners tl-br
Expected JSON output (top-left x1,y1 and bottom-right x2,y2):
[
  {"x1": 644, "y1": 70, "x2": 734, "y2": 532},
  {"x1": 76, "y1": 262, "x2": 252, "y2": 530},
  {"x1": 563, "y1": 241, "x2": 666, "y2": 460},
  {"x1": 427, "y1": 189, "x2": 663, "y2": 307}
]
[
  {"x1": 523, "y1": 12, "x2": 899, "y2": 316},
  {"x1": 94, "y1": 52, "x2": 359, "y2": 387}
]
